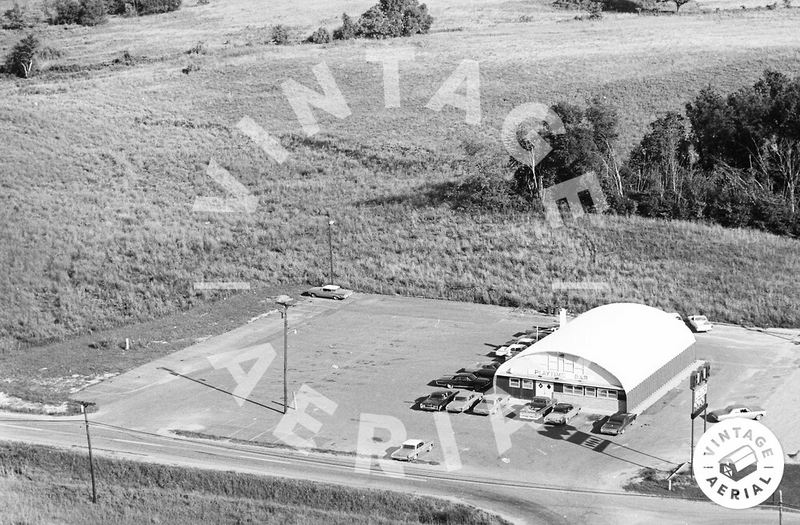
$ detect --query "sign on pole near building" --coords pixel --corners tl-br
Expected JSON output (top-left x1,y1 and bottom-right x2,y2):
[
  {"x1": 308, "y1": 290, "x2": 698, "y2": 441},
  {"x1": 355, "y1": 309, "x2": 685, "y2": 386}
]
[{"x1": 691, "y1": 380, "x2": 708, "y2": 419}]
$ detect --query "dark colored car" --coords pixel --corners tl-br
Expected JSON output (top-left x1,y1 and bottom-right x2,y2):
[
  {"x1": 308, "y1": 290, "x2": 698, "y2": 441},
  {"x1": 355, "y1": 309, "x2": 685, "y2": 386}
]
[
  {"x1": 419, "y1": 390, "x2": 458, "y2": 411},
  {"x1": 457, "y1": 362, "x2": 501, "y2": 379},
  {"x1": 600, "y1": 412, "x2": 637, "y2": 435},
  {"x1": 432, "y1": 373, "x2": 492, "y2": 391}
]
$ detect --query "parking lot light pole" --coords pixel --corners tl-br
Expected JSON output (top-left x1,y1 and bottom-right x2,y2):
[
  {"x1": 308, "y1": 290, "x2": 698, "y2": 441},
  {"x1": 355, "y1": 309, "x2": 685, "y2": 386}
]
[
  {"x1": 79, "y1": 401, "x2": 97, "y2": 503},
  {"x1": 275, "y1": 295, "x2": 294, "y2": 414},
  {"x1": 327, "y1": 212, "x2": 335, "y2": 285}
]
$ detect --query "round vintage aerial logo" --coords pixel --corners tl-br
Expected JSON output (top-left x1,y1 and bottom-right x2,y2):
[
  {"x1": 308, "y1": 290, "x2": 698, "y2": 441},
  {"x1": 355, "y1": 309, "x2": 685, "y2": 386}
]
[{"x1": 693, "y1": 418, "x2": 784, "y2": 509}]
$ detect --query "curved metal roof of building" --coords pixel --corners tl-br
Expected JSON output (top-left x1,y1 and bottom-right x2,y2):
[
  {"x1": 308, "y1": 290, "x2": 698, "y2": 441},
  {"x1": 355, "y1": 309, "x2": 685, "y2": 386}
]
[{"x1": 496, "y1": 303, "x2": 696, "y2": 392}]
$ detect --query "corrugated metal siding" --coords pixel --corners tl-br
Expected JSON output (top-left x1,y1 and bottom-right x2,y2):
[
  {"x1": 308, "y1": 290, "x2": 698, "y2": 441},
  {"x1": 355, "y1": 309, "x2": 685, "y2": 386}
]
[{"x1": 626, "y1": 347, "x2": 693, "y2": 410}]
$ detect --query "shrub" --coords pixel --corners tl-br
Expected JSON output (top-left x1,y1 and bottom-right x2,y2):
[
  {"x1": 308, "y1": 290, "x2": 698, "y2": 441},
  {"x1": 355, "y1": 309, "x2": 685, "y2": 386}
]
[
  {"x1": 333, "y1": 13, "x2": 358, "y2": 40},
  {"x1": 349, "y1": 0, "x2": 434, "y2": 40},
  {"x1": 4, "y1": 33, "x2": 40, "y2": 78},
  {"x1": 43, "y1": 0, "x2": 107, "y2": 25},
  {"x1": 2, "y1": 2, "x2": 27, "y2": 29},
  {"x1": 186, "y1": 41, "x2": 206, "y2": 54},
  {"x1": 107, "y1": 0, "x2": 182, "y2": 16},
  {"x1": 306, "y1": 27, "x2": 332, "y2": 44},
  {"x1": 270, "y1": 24, "x2": 290, "y2": 45},
  {"x1": 357, "y1": 5, "x2": 390, "y2": 38}
]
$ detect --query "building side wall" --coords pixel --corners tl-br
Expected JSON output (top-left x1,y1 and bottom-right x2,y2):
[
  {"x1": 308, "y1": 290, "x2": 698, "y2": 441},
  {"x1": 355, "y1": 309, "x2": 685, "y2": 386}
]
[{"x1": 626, "y1": 345, "x2": 694, "y2": 411}]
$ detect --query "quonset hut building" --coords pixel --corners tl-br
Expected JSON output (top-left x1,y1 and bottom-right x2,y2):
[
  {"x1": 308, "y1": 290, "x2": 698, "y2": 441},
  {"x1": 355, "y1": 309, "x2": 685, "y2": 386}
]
[{"x1": 494, "y1": 303, "x2": 697, "y2": 414}]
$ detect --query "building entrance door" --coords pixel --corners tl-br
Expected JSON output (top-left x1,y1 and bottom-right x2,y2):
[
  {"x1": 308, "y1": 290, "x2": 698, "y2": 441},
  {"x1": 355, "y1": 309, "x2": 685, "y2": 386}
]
[{"x1": 536, "y1": 381, "x2": 554, "y2": 398}]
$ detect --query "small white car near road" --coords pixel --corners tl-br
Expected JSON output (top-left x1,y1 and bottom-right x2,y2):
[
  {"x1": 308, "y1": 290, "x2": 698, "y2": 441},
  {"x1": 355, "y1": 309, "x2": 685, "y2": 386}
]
[
  {"x1": 472, "y1": 394, "x2": 510, "y2": 416},
  {"x1": 708, "y1": 405, "x2": 766, "y2": 422},
  {"x1": 305, "y1": 284, "x2": 353, "y2": 300},
  {"x1": 669, "y1": 312, "x2": 683, "y2": 322},
  {"x1": 687, "y1": 315, "x2": 713, "y2": 332},
  {"x1": 390, "y1": 439, "x2": 434, "y2": 461}
]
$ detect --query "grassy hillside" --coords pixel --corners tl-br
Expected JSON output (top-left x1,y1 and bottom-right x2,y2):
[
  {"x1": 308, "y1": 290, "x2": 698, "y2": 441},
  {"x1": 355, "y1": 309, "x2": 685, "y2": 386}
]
[
  {"x1": 0, "y1": 441, "x2": 509, "y2": 524},
  {"x1": 1, "y1": 0, "x2": 800, "y2": 352}
]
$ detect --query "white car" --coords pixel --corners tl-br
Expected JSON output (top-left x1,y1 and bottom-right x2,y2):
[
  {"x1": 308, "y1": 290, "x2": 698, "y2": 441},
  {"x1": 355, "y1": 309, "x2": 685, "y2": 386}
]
[
  {"x1": 708, "y1": 405, "x2": 766, "y2": 422},
  {"x1": 446, "y1": 391, "x2": 483, "y2": 413},
  {"x1": 494, "y1": 345, "x2": 511, "y2": 358},
  {"x1": 687, "y1": 315, "x2": 713, "y2": 332},
  {"x1": 390, "y1": 439, "x2": 434, "y2": 461},
  {"x1": 472, "y1": 394, "x2": 510, "y2": 416},
  {"x1": 305, "y1": 284, "x2": 353, "y2": 300},
  {"x1": 669, "y1": 312, "x2": 683, "y2": 322}
]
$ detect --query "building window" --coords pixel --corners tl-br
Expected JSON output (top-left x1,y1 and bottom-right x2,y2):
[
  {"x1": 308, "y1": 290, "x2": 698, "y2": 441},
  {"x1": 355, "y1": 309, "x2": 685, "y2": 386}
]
[
  {"x1": 509, "y1": 378, "x2": 521, "y2": 388},
  {"x1": 522, "y1": 379, "x2": 534, "y2": 390},
  {"x1": 547, "y1": 354, "x2": 558, "y2": 371},
  {"x1": 598, "y1": 389, "x2": 618, "y2": 399},
  {"x1": 584, "y1": 387, "x2": 596, "y2": 397},
  {"x1": 574, "y1": 359, "x2": 585, "y2": 375},
  {"x1": 563, "y1": 384, "x2": 583, "y2": 395},
  {"x1": 563, "y1": 359, "x2": 574, "y2": 373}
]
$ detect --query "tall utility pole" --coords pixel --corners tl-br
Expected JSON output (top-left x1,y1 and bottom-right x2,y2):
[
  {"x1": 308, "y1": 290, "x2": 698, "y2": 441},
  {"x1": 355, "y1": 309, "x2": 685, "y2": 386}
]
[
  {"x1": 327, "y1": 212, "x2": 335, "y2": 284},
  {"x1": 80, "y1": 401, "x2": 97, "y2": 503},
  {"x1": 275, "y1": 295, "x2": 293, "y2": 414}
]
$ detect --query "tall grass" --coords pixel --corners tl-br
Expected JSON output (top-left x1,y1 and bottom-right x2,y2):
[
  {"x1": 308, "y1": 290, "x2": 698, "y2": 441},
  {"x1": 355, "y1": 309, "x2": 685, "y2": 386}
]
[
  {"x1": 0, "y1": 441, "x2": 510, "y2": 524},
  {"x1": 1, "y1": 1, "x2": 799, "y2": 355}
]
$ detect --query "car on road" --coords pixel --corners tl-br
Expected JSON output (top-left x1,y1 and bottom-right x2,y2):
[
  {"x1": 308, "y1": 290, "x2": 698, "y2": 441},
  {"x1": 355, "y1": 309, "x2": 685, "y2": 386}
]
[
  {"x1": 446, "y1": 391, "x2": 483, "y2": 413},
  {"x1": 458, "y1": 362, "x2": 501, "y2": 378},
  {"x1": 472, "y1": 393, "x2": 510, "y2": 416},
  {"x1": 304, "y1": 284, "x2": 353, "y2": 300},
  {"x1": 600, "y1": 412, "x2": 637, "y2": 435},
  {"x1": 518, "y1": 396, "x2": 557, "y2": 421},
  {"x1": 687, "y1": 314, "x2": 713, "y2": 332},
  {"x1": 544, "y1": 403, "x2": 581, "y2": 425},
  {"x1": 708, "y1": 404, "x2": 766, "y2": 422},
  {"x1": 391, "y1": 439, "x2": 434, "y2": 461},
  {"x1": 419, "y1": 390, "x2": 458, "y2": 411},
  {"x1": 432, "y1": 373, "x2": 492, "y2": 391}
]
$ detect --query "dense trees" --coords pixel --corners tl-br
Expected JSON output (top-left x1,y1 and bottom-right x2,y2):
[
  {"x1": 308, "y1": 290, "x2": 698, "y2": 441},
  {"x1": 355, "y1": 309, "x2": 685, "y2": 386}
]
[{"x1": 504, "y1": 70, "x2": 800, "y2": 236}]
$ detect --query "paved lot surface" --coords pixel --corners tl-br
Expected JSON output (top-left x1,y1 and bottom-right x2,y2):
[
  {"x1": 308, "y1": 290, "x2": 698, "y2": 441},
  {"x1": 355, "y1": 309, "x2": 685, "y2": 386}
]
[{"x1": 79, "y1": 294, "x2": 800, "y2": 490}]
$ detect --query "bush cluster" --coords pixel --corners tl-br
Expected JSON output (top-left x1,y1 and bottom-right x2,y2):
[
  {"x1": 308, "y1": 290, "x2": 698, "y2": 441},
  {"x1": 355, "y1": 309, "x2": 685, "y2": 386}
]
[
  {"x1": 2, "y1": 2, "x2": 29, "y2": 29},
  {"x1": 3, "y1": 33, "x2": 39, "y2": 78},
  {"x1": 308, "y1": 0, "x2": 433, "y2": 43},
  {"x1": 43, "y1": 0, "x2": 107, "y2": 26},
  {"x1": 106, "y1": 0, "x2": 182, "y2": 16}
]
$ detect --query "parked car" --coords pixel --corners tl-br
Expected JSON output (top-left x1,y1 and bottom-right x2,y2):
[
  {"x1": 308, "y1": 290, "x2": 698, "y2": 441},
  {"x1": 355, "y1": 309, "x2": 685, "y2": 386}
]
[
  {"x1": 446, "y1": 391, "x2": 483, "y2": 413},
  {"x1": 687, "y1": 315, "x2": 713, "y2": 332},
  {"x1": 518, "y1": 396, "x2": 557, "y2": 421},
  {"x1": 304, "y1": 284, "x2": 353, "y2": 300},
  {"x1": 472, "y1": 394, "x2": 510, "y2": 416},
  {"x1": 458, "y1": 362, "x2": 501, "y2": 378},
  {"x1": 390, "y1": 439, "x2": 434, "y2": 461},
  {"x1": 544, "y1": 402, "x2": 581, "y2": 425},
  {"x1": 600, "y1": 412, "x2": 637, "y2": 435},
  {"x1": 668, "y1": 312, "x2": 683, "y2": 322},
  {"x1": 708, "y1": 404, "x2": 766, "y2": 422},
  {"x1": 432, "y1": 373, "x2": 492, "y2": 391},
  {"x1": 493, "y1": 345, "x2": 512, "y2": 358},
  {"x1": 419, "y1": 390, "x2": 458, "y2": 411}
]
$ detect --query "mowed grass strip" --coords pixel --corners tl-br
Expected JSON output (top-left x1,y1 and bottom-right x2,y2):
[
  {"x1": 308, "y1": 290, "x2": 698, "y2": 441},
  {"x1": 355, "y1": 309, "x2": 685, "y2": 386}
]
[
  {"x1": 0, "y1": 441, "x2": 511, "y2": 525},
  {"x1": 1, "y1": 1, "x2": 799, "y2": 353}
]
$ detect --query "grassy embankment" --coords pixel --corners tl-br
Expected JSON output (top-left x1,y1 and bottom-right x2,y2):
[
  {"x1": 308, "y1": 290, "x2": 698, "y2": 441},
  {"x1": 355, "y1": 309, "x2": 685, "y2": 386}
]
[
  {"x1": 0, "y1": 441, "x2": 509, "y2": 524},
  {"x1": 625, "y1": 465, "x2": 800, "y2": 509},
  {"x1": 1, "y1": 1, "x2": 799, "y2": 396}
]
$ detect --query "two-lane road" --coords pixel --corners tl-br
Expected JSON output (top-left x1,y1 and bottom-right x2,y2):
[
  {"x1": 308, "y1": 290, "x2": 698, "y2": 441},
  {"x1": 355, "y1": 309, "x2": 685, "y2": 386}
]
[{"x1": 0, "y1": 413, "x2": 795, "y2": 525}]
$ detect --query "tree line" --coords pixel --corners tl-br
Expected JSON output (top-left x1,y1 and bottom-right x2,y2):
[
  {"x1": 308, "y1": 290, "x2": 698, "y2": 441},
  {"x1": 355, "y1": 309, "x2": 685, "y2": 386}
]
[{"x1": 501, "y1": 70, "x2": 800, "y2": 236}]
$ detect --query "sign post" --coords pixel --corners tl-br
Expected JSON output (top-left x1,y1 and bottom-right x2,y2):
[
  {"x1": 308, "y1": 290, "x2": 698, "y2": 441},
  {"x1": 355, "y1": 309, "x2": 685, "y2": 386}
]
[{"x1": 689, "y1": 362, "x2": 711, "y2": 466}]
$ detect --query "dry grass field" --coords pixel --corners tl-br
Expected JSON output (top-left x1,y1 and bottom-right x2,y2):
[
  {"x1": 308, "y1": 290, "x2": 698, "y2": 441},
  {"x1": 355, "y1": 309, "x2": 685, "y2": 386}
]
[{"x1": 1, "y1": 0, "x2": 799, "y2": 356}]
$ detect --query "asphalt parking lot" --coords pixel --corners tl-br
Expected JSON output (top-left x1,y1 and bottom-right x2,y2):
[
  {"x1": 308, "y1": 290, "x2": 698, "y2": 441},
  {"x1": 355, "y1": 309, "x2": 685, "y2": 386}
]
[{"x1": 80, "y1": 293, "x2": 800, "y2": 490}]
